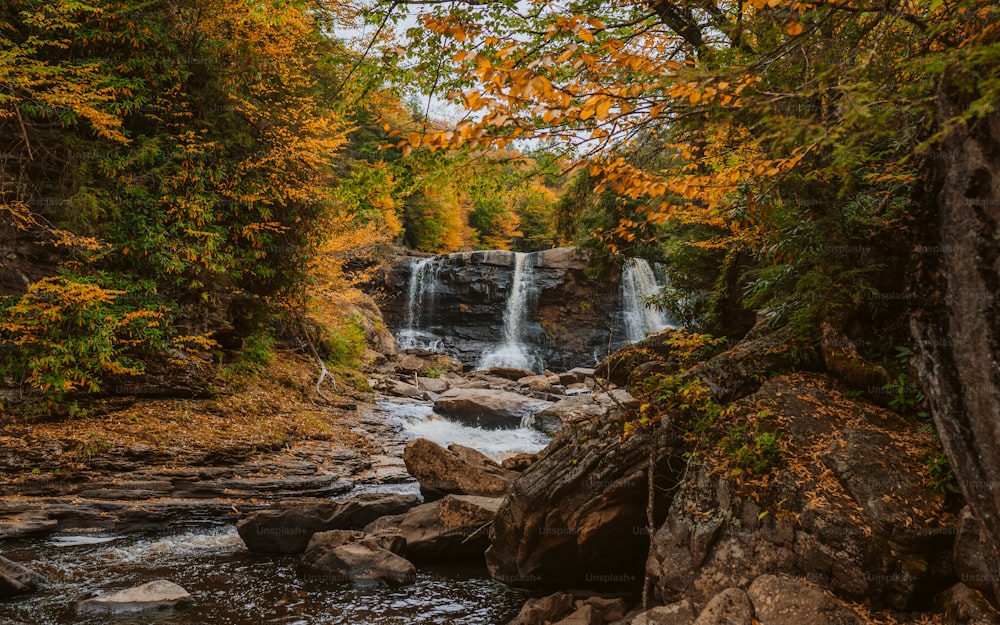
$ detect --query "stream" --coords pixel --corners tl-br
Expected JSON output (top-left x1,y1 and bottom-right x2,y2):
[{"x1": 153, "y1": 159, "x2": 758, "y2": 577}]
[{"x1": 1, "y1": 399, "x2": 546, "y2": 625}]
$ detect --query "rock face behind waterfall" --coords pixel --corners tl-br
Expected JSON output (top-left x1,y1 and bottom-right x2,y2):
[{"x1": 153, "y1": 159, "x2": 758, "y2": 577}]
[{"x1": 374, "y1": 248, "x2": 620, "y2": 371}]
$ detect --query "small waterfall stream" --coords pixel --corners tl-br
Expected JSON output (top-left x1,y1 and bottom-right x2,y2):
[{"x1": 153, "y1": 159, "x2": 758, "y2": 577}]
[
  {"x1": 476, "y1": 252, "x2": 537, "y2": 371},
  {"x1": 398, "y1": 256, "x2": 442, "y2": 350},
  {"x1": 620, "y1": 258, "x2": 675, "y2": 342}
]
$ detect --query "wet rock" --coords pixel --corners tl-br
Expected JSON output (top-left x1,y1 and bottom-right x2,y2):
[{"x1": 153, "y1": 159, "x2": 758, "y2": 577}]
[
  {"x1": 365, "y1": 495, "x2": 502, "y2": 560},
  {"x1": 402, "y1": 438, "x2": 517, "y2": 500},
  {"x1": 746, "y1": 574, "x2": 862, "y2": 625},
  {"x1": 0, "y1": 555, "x2": 47, "y2": 598},
  {"x1": 76, "y1": 579, "x2": 194, "y2": 614},
  {"x1": 433, "y1": 388, "x2": 553, "y2": 429},
  {"x1": 373, "y1": 248, "x2": 620, "y2": 371},
  {"x1": 507, "y1": 592, "x2": 576, "y2": 625},
  {"x1": 940, "y1": 583, "x2": 1000, "y2": 625},
  {"x1": 236, "y1": 493, "x2": 420, "y2": 554},
  {"x1": 692, "y1": 588, "x2": 753, "y2": 625},
  {"x1": 299, "y1": 531, "x2": 416, "y2": 587},
  {"x1": 625, "y1": 600, "x2": 696, "y2": 625},
  {"x1": 595, "y1": 330, "x2": 683, "y2": 386}
]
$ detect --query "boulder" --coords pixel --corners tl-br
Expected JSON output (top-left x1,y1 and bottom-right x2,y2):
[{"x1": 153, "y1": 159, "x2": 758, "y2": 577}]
[
  {"x1": 236, "y1": 493, "x2": 420, "y2": 554},
  {"x1": 417, "y1": 376, "x2": 450, "y2": 393},
  {"x1": 433, "y1": 388, "x2": 553, "y2": 429},
  {"x1": 940, "y1": 583, "x2": 1000, "y2": 625},
  {"x1": 403, "y1": 438, "x2": 517, "y2": 500},
  {"x1": 647, "y1": 374, "x2": 955, "y2": 610},
  {"x1": 486, "y1": 400, "x2": 684, "y2": 589},
  {"x1": 558, "y1": 367, "x2": 595, "y2": 386},
  {"x1": 746, "y1": 574, "x2": 862, "y2": 625},
  {"x1": 532, "y1": 389, "x2": 638, "y2": 434},
  {"x1": 76, "y1": 580, "x2": 194, "y2": 615},
  {"x1": 0, "y1": 555, "x2": 47, "y2": 598},
  {"x1": 489, "y1": 367, "x2": 537, "y2": 381},
  {"x1": 385, "y1": 379, "x2": 422, "y2": 398},
  {"x1": 692, "y1": 588, "x2": 753, "y2": 625},
  {"x1": 596, "y1": 330, "x2": 684, "y2": 386},
  {"x1": 626, "y1": 600, "x2": 696, "y2": 625},
  {"x1": 365, "y1": 494, "x2": 502, "y2": 560},
  {"x1": 299, "y1": 531, "x2": 416, "y2": 587},
  {"x1": 553, "y1": 603, "x2": 593, "y2": 625},
  {"x1": 502, "y1": 452, "x2": 539, "y2": 472},
  {"x1": 518, "y1": 374, "x2": 562, "y2": 393},
  {"x1": 508, "y1": 592, "x2": 576, "y2": 625}
]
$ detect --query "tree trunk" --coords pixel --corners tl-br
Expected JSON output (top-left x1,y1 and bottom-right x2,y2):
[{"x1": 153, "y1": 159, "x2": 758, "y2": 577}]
[{"x1": 909, "y1": 65, "x2": 1000, "y2": 597}]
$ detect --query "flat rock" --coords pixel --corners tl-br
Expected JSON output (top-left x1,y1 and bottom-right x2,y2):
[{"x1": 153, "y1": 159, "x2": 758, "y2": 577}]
[
  {"x1": 403, "y1": 438, "x2": 517, "y2": 500},
  {"x1": 433, "y1": 388, "x2": 552, "y2": 429},
  {"x1": 627, "y1": 600, "x2": 696, "y2": 625},
  {"x1": 0, "y1": 513, "x2": 58, "y2": 540},
  {"x1": 747, "y1": 574, "x2": 862, "y2": 625},
  {"x1": 76, "y1": 579, "x2": 193, "y2": 614}
]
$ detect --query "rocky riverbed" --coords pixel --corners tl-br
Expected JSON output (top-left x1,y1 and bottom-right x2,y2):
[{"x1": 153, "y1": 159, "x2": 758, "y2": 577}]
[{"x1": 3, "y1": 330, "x2": 1000, "y2": 625}]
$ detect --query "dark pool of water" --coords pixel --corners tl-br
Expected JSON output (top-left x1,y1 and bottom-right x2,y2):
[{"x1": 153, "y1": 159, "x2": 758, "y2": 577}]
[{"x1": 1, "y1": 525, "x2": 528, "y2": 625}]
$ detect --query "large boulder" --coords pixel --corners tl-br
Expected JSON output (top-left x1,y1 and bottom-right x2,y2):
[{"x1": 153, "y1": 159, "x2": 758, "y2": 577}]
[
  {"x1": 403, "y1": 438, "x2": 518, "y2": 500},
  {"x1": 746, "y1": 574, "x2": 863, "y2": 625},
  {"x1": 0, "y1": 555, "x2": 47, "y2": 598},
  {"x1": 692, "y1": 588, "x2": 753, "y2": 625},
  {"x1": 532, "y1": 389, "x2": 638, "y2": 433},
  {"x1": 507, "y1": 592, "x2": 576, "y2": 625},
  {"x1": 299, "y1": 530, "x2": 415, "y2": 587},
  {"x1": 76, "y1": 580, "x2": 194, "y2": 615},
  {"x1": 236, "y1": 493, "x2": 420, "y2": 554},
  {"x1": 365, "y1": 494, "x2": 502, "y2": 560},
  {"x1": 433, "y1": 388, "x2": 553, "y2": 428},
  {"x1": 647, "y1": 374, "x2": 954, "y2": 610},
  {"x1": 485, "y1": 401, "x2": 685, "y2": 589}
]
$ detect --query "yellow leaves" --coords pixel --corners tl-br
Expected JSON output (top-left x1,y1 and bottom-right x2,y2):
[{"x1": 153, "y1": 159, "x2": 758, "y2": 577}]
[{"x1": 786, "y1": 21, "x2": 804, "y2": 36}]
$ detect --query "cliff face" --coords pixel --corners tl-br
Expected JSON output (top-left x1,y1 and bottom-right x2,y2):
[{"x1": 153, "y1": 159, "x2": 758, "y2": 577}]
[
  {"x1": 910, "y1": 70, "x2": 1000, "y2": 600},
  {"x1": 374, "y1": 248, "x2": 622, "y2": 371}
]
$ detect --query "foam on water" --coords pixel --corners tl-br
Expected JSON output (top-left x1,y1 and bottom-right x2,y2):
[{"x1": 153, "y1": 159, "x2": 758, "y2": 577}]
[{"x1": 378, "y1": 400, "x2": 550, "y2": 460}]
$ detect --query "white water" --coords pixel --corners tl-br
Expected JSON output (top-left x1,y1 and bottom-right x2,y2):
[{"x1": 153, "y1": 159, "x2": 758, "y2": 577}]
[
  {"x1": 398, "y1": 257, "x2": 442, "y2": 350},
  {"x1": 620, "y1": 258, "x2": 675, "y2": 342},
  {"x1": 477, "y1": 252, "x2": 537, "y2": 371},
  {"x1": 379, "y1": 400, "x2": 549, "y2": 461}
]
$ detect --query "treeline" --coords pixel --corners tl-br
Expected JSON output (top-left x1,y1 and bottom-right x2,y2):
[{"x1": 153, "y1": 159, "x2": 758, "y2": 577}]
[{"x1": 0, "y1": 0, "x2": 564, "y2": 404}]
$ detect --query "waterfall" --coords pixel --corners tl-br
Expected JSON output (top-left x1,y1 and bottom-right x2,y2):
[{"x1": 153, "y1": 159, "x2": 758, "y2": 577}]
[
  {"x1": 620, "y1": 258, "x2": 675, "y2": 342},
  {"x1": 477, "y1": 252, "x2": 537, "y2": 371},
  {"x1": 398, "y1": 257, "x2": 442, "y2": 350}
]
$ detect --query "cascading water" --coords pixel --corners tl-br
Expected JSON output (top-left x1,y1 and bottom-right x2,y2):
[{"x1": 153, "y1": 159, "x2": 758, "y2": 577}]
[
  {"x1": 397, "y1": 256, "x2": 442, "y2": 350},
  {"x1": 620, "y1": 258, "x2": 675, "y2": 342},
  {"x1": 476, "y1": 252, "x2": 538, "y2": 371}
]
